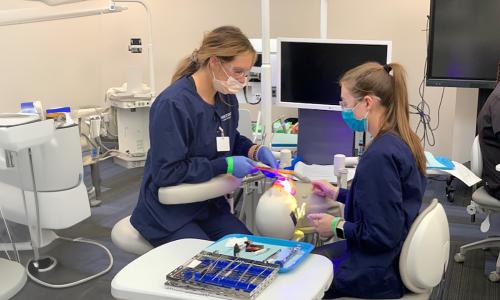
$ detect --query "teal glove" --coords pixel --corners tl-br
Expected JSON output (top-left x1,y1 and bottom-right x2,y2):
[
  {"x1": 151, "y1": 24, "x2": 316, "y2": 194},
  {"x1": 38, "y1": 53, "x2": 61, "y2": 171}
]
[
  {"x1": 256, "y1": 146, "x2": 279, "y2": 169},
  {"x1": 227, "y1": 156, "x2": 257, "y2": 178}
]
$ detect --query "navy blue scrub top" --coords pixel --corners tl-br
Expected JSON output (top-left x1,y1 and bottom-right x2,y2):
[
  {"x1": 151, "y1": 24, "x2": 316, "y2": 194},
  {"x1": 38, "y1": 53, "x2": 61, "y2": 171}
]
[
  {"x1": 131, "y1": 76, "x2": 254, "y2": 240},
  {"x1": 332, "y1": 132, "x2": 426, "y2": 299}
]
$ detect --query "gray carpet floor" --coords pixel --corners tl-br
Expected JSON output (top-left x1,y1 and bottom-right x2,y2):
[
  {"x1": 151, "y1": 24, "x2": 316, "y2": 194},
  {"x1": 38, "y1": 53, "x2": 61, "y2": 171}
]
[{"x1": 2, "y1": 160, "x2": 500, "y2": 299}]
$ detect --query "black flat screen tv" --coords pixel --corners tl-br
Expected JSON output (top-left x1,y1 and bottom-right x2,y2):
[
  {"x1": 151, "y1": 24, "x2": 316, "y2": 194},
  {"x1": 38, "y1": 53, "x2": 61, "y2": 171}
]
[
  {"x1": 277, "y1": 38, "x2": 391, "y2": 111},
  {"x1": 426, "y1": 0, "x2": 500, "y2": 88}
]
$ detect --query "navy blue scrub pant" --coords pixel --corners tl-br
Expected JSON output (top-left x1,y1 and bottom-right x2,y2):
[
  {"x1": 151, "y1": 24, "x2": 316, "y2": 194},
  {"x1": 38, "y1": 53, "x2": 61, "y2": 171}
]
[
  {"x1": 148, "y1": 200, "x2": 251, "y2": 247},
  {"x1": 312, "y1": 240, "x2": 348, "y2": 299}
]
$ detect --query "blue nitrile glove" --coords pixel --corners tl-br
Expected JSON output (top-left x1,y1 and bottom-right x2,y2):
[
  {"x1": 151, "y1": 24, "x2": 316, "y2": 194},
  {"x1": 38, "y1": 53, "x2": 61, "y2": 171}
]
[
  {"x1": 226, "y1": 156, "x2": 257, "y2": 178},
  {"x1": 256, "y1": 146, "x2": 279, "y2": 169}
]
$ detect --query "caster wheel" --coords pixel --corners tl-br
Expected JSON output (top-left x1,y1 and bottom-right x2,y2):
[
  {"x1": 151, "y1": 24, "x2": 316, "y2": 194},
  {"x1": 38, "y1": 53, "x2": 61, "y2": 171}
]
[
  {"x1": 446, "y1": 190, "x2": 455, "y2": 202},
  {"x1": 488, "y1": 272, "x2": 500, "y2": 282},
  {"x1": 454, "y1": 253, "x2": 465, "y2": 263},
  {"x1": 467, "y1": 204, "x2": 477, "y2": 215}
]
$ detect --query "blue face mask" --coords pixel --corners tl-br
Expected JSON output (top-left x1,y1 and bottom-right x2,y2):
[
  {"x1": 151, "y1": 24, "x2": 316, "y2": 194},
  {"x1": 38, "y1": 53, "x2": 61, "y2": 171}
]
[{"x1": 341, "y1": 103, "x2": 367, "y2": 132}]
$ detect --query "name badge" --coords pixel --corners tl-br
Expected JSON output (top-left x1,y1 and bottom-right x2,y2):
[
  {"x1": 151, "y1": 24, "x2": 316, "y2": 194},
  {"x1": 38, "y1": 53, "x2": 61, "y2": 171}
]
[{"x1": 216, "y1": 136, "x2": 230, "y2": 152}]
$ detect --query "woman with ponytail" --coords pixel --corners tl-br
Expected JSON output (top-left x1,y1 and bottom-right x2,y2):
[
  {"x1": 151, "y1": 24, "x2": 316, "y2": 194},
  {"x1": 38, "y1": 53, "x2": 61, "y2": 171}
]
[
  {"x1": 131, "y1": 26, "x2": 277, "y2": 246},
  {"x1": 308, "y1": 62, "x2": 427, "y2": 298}
]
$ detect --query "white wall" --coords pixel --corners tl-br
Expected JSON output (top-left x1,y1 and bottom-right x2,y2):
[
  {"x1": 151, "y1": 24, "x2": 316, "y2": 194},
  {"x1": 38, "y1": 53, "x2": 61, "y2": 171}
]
[
  {"x1": 452, "y1": 88, "x2": 478, "y2": 162},
  {"x1": 0, "y1": 0, "x2": 478, "y2": 161},
  {"x1": 0, "y1": 0, "x2": 108, "y2": 113}
]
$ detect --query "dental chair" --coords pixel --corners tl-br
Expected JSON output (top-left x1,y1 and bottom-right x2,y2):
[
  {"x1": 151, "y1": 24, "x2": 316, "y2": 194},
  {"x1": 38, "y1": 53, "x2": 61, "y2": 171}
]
[
  {"x1": 338, "y1": 199, "x2": 450, "y2": 300},
  {"x1": 112, "y1": 171, "x2": 305, "y2": 255},
  {"x1": 453, "y1": 136, "x2": 500, "y2": 282},
  {"x1": 111, "y1": 175, "x2": 242, "y2": 255},
  {"x1": 0, "y1": 114, "x2": 113, "y2": 289}
]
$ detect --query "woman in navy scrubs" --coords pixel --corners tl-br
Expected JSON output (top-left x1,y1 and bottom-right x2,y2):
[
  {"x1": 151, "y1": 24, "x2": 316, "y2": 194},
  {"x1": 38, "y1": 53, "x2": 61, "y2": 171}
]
[
  {"x1": 308, "y1": 62, "x2": 427, "y2": 299},
  {"x1": 131, "y1": 26, "x2": 277, "y2": 247}
]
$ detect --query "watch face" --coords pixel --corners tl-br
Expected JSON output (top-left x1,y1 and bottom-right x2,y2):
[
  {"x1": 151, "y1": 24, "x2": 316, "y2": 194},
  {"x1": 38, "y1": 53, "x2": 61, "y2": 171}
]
[{"x1": 336, "y1": 227, "x2": 344, "y2": 239}]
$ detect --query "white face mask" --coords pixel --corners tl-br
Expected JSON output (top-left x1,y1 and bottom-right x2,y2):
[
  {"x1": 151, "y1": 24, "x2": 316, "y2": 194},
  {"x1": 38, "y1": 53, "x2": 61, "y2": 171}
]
[{"x1": 212, "y1": 61, "x2": 247, "y2": 94}]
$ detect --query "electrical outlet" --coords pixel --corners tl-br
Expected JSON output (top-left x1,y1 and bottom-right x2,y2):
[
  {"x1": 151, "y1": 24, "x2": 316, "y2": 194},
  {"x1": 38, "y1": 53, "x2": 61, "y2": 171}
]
[{"x1": 128, "y1": 38, "x2": 142, "y2": 53}]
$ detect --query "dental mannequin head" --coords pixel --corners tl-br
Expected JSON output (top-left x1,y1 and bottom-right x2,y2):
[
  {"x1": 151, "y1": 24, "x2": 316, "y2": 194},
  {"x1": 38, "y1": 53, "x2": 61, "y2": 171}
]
[{"x1": 255, "y1": 178, "x2": 304, "y2": 240}]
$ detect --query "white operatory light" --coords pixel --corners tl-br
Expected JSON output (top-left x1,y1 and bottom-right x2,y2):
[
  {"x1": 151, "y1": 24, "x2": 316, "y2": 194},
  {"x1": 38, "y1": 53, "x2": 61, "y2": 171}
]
[
  {"x1": 0, "y1": 1, "x2": 127, "y2": 27},
  {"x1": 35, "y1": 0, "x2": 87, "y2": 5}
]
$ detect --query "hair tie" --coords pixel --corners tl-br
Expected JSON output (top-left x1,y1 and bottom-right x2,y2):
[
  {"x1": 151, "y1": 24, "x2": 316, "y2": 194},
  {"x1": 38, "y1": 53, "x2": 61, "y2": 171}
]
[
  {"x1": 190, "y1": 49, "x2": 199, "y2": 64},
  {"x1": 383, "y1": 64, "x2": 392, "y2": 74}
]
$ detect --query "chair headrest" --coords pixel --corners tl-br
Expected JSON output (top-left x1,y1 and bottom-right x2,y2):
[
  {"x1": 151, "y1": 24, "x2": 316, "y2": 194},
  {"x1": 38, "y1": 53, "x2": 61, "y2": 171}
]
[{"x1": 399, "y1": 199, "x2": 450, "y2": 294}]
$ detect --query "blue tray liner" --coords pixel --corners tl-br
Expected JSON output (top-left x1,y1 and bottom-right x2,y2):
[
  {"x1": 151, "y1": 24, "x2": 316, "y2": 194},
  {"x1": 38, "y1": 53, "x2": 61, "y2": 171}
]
[{"x1": 204, "y1": 234, "x2": 314, "y2": 273}]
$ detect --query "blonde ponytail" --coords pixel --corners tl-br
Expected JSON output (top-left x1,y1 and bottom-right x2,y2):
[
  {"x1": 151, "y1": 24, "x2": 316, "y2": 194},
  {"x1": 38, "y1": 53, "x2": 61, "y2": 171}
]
[
  {"x1": 386, "y1": 63, "x2": 426, "y2": 174},
  {"x1": 171, "y1": 53, "x2": 200, "y2": 84}
]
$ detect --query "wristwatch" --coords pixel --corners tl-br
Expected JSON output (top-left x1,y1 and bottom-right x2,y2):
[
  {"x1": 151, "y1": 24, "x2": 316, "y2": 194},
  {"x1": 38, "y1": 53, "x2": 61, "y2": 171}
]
[{"x1": 336, "y1": 221, "x2": 345, "y2": 239}]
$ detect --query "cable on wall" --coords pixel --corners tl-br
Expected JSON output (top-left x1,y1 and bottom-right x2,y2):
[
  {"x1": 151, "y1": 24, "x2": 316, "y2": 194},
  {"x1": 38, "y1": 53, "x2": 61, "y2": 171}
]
[{"x1": 409, "y1": 15, "x2": 445, "y2": 148}]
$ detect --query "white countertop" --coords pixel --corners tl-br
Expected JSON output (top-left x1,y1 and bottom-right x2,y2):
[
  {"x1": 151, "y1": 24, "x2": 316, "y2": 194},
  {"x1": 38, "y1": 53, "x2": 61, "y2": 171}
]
[{"x1": 111, "y1": 238, "x2": 333, "y2": 300}]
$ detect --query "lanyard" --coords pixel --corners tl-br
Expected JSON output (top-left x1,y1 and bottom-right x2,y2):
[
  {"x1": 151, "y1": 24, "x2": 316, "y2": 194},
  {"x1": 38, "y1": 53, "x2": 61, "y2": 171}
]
[{"x1": 218, "y1": 126, "x2": 225, "y2": 137}]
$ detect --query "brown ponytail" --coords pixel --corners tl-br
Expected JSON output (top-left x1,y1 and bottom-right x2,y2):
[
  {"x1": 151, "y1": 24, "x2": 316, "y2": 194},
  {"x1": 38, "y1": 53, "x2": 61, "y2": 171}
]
[
  {"x1": 340, "y1": 62, "x2": 426, "y2": 175},
  {"x1": 171, "y1": 26, "x2": 256, "y2": 83}
]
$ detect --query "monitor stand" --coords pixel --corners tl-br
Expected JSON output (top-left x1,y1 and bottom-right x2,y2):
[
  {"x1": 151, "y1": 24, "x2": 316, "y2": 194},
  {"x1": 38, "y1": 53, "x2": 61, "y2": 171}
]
[{"x1": 297, "y1": 109, "x2": 355, "y2": 165}]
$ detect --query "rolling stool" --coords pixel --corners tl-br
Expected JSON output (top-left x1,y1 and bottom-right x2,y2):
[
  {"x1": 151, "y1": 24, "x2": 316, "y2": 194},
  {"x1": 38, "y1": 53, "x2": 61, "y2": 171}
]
[{"x1": 111, "y1": 216, "x2": 153, "y2": 255}]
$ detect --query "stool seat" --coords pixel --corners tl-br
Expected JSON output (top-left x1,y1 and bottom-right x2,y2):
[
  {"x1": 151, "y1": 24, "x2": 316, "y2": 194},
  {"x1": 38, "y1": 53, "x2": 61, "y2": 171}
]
[
  {"x1": 472, "y1": 187, "x2": 500, "y2": 210},
  {"x1": 111, "y1": 216, "x2": 153, "y2": 255}
]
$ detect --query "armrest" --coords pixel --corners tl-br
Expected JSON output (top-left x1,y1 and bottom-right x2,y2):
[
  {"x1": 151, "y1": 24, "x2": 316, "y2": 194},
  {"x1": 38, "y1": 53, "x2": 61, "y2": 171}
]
[
  {"x1": 158, "y1": 174, "x2": 242, "y2": 205},
  {"x1": 496, "y1": 164, "x2": 500, "y2": 172}
]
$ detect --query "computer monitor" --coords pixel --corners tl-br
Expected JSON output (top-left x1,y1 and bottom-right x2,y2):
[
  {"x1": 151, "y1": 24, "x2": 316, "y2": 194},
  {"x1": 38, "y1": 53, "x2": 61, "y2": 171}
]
[
  {"x1": 426, "y1": 0, "x2": 500, "y2": 89},
  {"x1": 277, "y1": 38, "x2": 392, "y2": 111}
]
